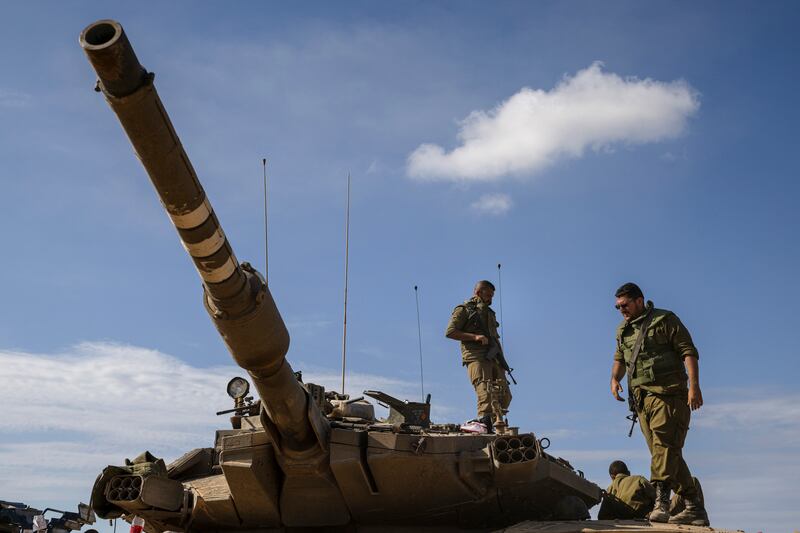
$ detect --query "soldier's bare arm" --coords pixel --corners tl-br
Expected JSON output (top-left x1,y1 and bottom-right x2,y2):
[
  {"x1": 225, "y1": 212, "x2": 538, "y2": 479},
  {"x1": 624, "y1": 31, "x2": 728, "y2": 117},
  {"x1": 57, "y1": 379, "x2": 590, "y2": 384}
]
[
  {"x1": 610, "y1": 360, "x2": 626, "y2": 401},
  {"x1": 685, "y1": 356, "x2": 703, "y2": 410},
  {"x1": 610, "y1": 337, "x2": 626, "y2": 401},
  {"x1": 446, "y1": 330, "x2": 489, "y2": 344}
]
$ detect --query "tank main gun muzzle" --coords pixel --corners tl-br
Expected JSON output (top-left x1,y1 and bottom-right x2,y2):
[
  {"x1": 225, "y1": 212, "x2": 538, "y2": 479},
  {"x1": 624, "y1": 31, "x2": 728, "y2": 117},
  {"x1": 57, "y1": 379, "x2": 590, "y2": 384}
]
[
  {"x1": 79, "y1": 20, "x2": 251, "y2": 315},
  {"x1": 80, "y1": 19, "x2": 315, "y2": 450}
]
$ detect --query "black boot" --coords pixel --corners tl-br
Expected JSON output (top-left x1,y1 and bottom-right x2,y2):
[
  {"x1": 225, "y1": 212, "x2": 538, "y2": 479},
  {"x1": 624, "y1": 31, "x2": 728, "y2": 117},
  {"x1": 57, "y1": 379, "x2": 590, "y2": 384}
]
[
  {"x1": 669, "y1": 495, "x2": 709, "y2": 526},
  {"x1": 480, "y1": 414, "x2": 494, "y2": 434},
  {"x1": 648, "y1": 481, "x2": 670, "y2": 523}
]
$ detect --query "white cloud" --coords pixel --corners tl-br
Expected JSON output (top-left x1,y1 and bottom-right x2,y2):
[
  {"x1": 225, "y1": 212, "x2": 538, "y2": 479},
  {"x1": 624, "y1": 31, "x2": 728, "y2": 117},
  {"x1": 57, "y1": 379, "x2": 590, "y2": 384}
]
[
  {"x1": 0, "y1": 89, "x2": 32, "y2": 108},
  {"x1": 295, "y1": 363, "x2": 418, "y2": 399},
  {"x1": 0, "y1": 342, "x2": 231, "y2": 450},
  {"x1": 470, "y1": 193, "x2": 512, "y2": 215},
  {"x1": 0, "y1": 442, "x2": 124, "y2": 498},
  {"x1": 692, "y1": 392, "x2": 800, "y2": 446},
  {"x1": 553, "y1": 448, "x2": 651, "y2": 464},
  {"x1": 407, "y1": 62, "x2": 700, "y2": 182},
  {"x1": 285, "y1": 317, "x2": 334, "y2": 331},
  {"x1": 695, "y1": 452, "x2": 800, "y2": 532},
  {"x1": 0, "y1": 342, "x2": 231, "y2": 506},
  {"x1": 660, "y1": 150, "x2": 687, "y2": 163}
]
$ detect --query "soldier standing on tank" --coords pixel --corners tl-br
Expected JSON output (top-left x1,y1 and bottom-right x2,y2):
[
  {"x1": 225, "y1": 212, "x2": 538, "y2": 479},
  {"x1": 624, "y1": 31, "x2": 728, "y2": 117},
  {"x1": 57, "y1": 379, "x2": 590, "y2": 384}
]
[
  {"x1": 609, "y1": 282, "x2": 709, "y2": 526},
  {"x1": 446, "y1": 280, "x2": 511, "y2": 432}
]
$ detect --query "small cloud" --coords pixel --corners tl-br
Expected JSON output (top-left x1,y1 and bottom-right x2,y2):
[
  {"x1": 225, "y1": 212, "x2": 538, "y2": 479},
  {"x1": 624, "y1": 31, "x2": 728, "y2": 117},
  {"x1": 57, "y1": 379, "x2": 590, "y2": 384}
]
[
  {"x1": 535, "y1": 428, "x2": 583, "y2": 440},
  {"x1": 0, "y1": 342, "x2": 233, "y2": 450},
  {"x1": 0, "y1": 89, "x2": 33, "y2": 108},
  {"x1": 470, "y1": 193, "x2": 512, "y2": 215},
  {"x1": 660, "y1": 150, "x2": 687, "y2": 163},
  {"x1": 285, "y1": 317, "x2": 334, "y2": 331},
  {"x1": 365, "y1": 159, "x2": 379, "y2": 175},
  {"x1": 693, "y1": 392, "x2": 800, "y2": 440},
  {"x1": 407, "y1": 61, "x2": 700, "y2": 182},
  {"x1": 555, "y1": 448, "x2": 651, "y2": 463},
  {"x1": 297, "y1": 363, "x2": 418, "y2": 398}
]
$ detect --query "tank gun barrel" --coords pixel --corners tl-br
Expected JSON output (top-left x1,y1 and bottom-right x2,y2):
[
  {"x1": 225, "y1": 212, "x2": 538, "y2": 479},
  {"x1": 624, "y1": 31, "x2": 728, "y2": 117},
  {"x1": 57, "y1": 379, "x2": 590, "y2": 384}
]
[{"x1": 79, "y1": 20, "x2": 315, "y2": 450}]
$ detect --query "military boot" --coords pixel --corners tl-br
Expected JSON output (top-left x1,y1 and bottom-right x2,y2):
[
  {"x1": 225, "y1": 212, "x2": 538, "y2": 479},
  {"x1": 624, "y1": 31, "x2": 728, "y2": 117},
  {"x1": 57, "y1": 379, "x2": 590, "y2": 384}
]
[
  {"x1": 648, "y1": 482, "x2": 671, "y2": 523},
  {"x1": 480, "y1": 414, "x2": 494, "y2": 434},
  {"x1": 668, "y1": 496, "x2": 709, "y2": 526}
]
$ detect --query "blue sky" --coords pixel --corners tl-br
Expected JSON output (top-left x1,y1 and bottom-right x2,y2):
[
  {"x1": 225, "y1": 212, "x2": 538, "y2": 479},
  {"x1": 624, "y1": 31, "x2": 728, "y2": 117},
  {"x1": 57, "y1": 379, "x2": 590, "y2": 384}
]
[{"x1": 1, "y1": 2, "x2": 798, "y2": 532}]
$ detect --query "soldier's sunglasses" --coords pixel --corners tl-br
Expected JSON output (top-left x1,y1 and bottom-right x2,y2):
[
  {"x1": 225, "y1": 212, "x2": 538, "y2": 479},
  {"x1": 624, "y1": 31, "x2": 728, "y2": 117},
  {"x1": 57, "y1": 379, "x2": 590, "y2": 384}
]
[{"x1": 615, "y1": 301, "x2": 633, "y2": 310}]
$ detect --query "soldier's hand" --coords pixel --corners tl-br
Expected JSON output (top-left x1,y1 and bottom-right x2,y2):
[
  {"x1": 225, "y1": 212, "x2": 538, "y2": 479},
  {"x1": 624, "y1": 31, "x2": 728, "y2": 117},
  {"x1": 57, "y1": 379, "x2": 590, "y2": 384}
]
[
  {"x1": 688, "y1": 384, "x2": 703, "y2": 410},
  {"x1": 611, "y1": 379, "x2": 625, "y2": 402},
  {"x1": 474, "y1": 334, "x2": 489, "y2": 345}
]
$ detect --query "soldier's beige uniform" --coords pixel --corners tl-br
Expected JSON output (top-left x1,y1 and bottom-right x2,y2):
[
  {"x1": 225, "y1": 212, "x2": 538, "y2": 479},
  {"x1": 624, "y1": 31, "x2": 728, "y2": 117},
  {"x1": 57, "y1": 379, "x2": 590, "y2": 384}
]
[
  {"x1": 614, "y1": 301, "x2": 700, "y2": 500},
  {"x1": 598, "y1": 473, "x2": 655, "y2": 519},
  {"x1": 446, "y1": 297, "x2": 511, "y2": 418}
]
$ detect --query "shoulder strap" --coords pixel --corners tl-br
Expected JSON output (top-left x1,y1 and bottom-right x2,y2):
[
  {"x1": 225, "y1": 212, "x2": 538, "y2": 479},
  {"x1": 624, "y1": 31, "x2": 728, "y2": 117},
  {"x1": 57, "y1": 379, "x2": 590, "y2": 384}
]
[
  {"x1": 465, "y1": 300, "x2": 483, "y2": 325},
  {"x1": 627, "y1": 312, "x2": 654, "y2": 377}
]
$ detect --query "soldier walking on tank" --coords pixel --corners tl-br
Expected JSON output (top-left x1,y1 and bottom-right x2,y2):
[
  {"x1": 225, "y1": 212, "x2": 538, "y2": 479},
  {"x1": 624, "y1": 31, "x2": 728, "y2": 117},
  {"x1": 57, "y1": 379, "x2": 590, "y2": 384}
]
[
  {"x1": 446, "y1": 280, "x2": 511, "y2": 432},
  {"x1": 609, "y1": 282, "x2": 709, "y2": 525}
]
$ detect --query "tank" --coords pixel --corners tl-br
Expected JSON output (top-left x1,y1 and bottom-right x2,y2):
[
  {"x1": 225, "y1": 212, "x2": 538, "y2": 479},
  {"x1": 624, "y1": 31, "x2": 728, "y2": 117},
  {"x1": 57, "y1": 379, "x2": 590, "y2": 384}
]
[
  {"x1": 79, "y1": 19, "x2": 650, "y2": 532},
  {"x1": 0, "y1": 501, "x2": 96, "y2": 533}
]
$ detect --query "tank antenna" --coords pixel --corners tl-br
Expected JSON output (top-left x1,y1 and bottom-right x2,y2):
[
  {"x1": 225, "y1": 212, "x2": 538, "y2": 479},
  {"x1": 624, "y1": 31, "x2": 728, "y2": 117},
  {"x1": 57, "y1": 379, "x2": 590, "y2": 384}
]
[
  {"x1": 414, "y1": 285, "x2": 425, "y2": 402},
  {"x1": 340, "y1": 172, "x2": 351, "y2": 395},
  {"x1": 497, "y1": 263, "x2": 504, "y2": 342},
  {"x1": 262, "y1": 158, "x2": 269, "y2": 282}
]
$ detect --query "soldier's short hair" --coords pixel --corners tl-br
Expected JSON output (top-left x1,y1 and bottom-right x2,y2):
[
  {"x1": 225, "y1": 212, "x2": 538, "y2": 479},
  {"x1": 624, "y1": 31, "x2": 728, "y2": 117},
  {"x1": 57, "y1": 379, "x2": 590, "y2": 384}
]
[
  {"x1": 609, "y1": 460, "x2": 630, "y2": 477},
  {"x1": 475, "y1": 280, "x2": 496, "y2": 292},
  {"x1": 615, "y1": 282, "x2": 643, "y2": 300}
]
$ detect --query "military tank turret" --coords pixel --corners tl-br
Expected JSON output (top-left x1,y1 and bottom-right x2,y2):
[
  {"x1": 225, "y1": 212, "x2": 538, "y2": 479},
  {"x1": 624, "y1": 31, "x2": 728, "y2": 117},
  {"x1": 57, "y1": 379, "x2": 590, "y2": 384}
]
[{"x1": 80, "y1": 19, "x2": 601, "y2": 532}]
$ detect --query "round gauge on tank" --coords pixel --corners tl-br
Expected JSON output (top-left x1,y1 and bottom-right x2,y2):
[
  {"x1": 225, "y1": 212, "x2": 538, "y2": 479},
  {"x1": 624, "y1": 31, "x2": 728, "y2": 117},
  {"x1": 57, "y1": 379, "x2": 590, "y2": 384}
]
[{"x1": 226, "y1": 377, "x2": 250, "y2": 399}]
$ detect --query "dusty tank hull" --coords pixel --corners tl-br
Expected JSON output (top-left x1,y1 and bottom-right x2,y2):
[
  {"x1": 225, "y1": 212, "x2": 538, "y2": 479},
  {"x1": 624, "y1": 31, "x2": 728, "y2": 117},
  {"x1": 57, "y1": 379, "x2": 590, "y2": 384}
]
[
  {"x1": 92, "y1": 411, "x2": 600, "y2": 531},
  {"x1": 78, "y1": 18, "x2": 690, "y2": 532},
  {"x1": 497, "y1": 521, "x2": 741, "y2": 533}
]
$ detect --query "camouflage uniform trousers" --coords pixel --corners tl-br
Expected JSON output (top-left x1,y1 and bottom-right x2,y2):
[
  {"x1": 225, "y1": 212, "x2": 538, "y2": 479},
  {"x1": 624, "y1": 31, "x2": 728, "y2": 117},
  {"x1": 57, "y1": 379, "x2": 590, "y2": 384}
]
[
  {"x1": 466, "y1": 358, "x2": 511, "y2": 418},
  {"x1": 636, "y1": 388, "x2": 698, "y2": 499}
]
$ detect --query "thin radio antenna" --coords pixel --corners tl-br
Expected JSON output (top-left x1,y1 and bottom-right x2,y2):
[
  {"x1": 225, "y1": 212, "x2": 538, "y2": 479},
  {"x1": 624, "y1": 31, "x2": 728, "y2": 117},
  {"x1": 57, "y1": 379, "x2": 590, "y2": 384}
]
[
  {"x1": 497, "y1": 263, "x2": 504, "y2": 342},
  {"x1": 340, "y1": 173, "x2": 351, "y2": 395},
  {"x1": 414, "y1": 285, "x2": 424, "y2": 402},
  {"x1": 262, "y1": 158, "x2": 269, "y2": 281}
]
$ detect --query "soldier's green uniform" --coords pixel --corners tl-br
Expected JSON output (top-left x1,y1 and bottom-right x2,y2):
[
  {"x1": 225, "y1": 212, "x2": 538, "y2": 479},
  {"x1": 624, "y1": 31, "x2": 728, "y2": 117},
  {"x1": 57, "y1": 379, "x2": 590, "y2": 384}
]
[
  {"x1": 614, "y1": 301, "x2": 699, "y2": 500},
  {"x1": 446, "y1": 296, "x2": 511, "y2": 418},
  {"x1": 598, "y1": 473, "x2": 655, "y2": 519}
]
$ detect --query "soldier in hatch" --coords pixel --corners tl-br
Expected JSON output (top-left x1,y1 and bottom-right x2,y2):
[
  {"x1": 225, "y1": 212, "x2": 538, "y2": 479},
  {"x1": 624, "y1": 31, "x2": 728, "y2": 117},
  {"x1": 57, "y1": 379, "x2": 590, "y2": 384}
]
[
  {"x1": 597, "y1": 460, "x2": 655, "y2": 520},
  {"x1": 609, "y1": 282, "x2": 709, "y2": 526},
  {"x1": 446, "y1": 280, "x2": 511, "y2": 432}
]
